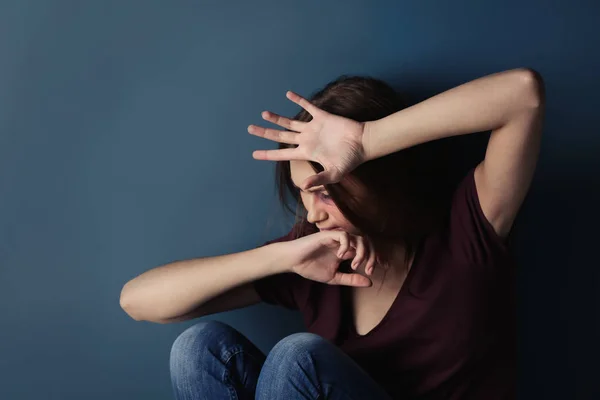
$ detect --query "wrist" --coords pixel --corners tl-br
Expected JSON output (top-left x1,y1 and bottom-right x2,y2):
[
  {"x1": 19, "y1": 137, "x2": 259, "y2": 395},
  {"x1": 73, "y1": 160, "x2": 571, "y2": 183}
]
[
  {"x1": 362, "y1": 120, "x2": 376, "y2": 162},
  {"x1": 264, "y1": 241, "x2": 295, "y2": 274}
]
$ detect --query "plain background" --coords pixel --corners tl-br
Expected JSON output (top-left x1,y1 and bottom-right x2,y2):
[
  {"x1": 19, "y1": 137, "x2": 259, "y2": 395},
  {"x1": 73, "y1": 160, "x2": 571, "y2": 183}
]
[{"x1": 1, "y1": 1, "x2": 598, "y2": 399}]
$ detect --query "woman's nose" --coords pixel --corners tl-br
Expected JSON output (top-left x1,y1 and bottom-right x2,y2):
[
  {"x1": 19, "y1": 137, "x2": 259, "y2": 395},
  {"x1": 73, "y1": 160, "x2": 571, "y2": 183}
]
[{"x1": 305, "y1": 195, "x2": 326, "y2": 225}]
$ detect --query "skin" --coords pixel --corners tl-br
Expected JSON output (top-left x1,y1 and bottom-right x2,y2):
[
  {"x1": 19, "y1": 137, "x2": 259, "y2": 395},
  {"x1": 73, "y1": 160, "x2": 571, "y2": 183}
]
[{"x1": 289, "y1": 160, "x2": 358, "y2": 234}]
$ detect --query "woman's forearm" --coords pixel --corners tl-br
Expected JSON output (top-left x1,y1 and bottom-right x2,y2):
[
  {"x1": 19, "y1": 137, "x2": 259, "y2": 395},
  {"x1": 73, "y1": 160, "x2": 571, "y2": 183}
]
[
  {"x1": 119, "y1": 242, "x2": 290, "y2": 322},
  {"x1": 362, "y1": 68, "x2": 542, "y2": 161}
]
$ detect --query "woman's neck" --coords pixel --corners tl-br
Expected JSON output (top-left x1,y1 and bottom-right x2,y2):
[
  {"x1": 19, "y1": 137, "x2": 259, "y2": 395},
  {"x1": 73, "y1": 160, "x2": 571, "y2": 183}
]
[{"x1": 357, "y1": 244, "x2": 412, "y2": 289}]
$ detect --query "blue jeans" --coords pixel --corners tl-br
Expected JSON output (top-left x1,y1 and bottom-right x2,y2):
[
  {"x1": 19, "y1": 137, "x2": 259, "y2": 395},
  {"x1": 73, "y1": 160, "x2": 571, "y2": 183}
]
[{"x1": 169, "y1": 320, "x2": 392, "y2": 400}]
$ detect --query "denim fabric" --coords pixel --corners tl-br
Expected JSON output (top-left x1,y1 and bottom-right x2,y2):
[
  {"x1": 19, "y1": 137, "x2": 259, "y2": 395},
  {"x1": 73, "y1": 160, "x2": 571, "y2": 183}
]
[{"x1": 169, "y1": 320, "x2": 392, "y2": 400}]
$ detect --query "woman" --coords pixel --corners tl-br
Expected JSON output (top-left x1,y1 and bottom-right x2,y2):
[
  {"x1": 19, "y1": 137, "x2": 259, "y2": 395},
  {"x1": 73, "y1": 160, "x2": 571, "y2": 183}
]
[{"x1": 119, "y1": 67, "x2": 545, "y2": 399}]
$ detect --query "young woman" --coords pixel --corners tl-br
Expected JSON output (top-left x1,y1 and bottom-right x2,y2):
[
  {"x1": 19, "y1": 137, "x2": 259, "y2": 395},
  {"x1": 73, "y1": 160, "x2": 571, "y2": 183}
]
[{"x1": 120, "y1": 67, "x2": 545, "y2": 399}]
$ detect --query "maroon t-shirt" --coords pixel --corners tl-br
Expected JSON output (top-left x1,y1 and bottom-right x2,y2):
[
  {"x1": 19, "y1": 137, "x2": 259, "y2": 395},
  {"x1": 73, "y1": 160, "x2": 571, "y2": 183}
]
[{"x1": 253, "y1": 168, "x2": 516, "y2": 399}]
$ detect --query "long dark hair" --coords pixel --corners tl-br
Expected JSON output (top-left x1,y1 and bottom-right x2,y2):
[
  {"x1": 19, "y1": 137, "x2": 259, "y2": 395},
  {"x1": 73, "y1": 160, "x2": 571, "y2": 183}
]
[{"x1": 275, "y1": 75, "x2": 458, "y2": 277}]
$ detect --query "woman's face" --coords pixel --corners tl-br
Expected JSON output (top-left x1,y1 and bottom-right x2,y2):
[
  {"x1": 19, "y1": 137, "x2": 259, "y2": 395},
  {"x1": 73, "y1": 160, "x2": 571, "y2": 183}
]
[{"x1": 289, "y1": 160, "x2": 359, "y2": 234}]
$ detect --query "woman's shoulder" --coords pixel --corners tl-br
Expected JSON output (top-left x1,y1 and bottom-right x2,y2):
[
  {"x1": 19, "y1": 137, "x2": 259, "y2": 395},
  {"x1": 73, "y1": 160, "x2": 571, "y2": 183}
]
[
  {"x1": 421, "y1": 167, "x2": 512, "y2": 264},
  {"x1": 406, "y1": 170, "x2": 516, "y2": 297}
]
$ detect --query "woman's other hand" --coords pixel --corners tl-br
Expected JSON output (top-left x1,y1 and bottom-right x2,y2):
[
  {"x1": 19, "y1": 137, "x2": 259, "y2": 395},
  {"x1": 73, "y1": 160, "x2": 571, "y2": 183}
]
[{"x1": 283, "y1": 230, "x2": 375, "y2": 288}]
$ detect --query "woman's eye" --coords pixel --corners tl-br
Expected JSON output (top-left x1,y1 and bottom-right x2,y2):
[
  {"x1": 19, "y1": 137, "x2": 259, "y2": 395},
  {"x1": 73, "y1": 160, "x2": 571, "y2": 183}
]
[{"x1": 320, "y1": 192, "x2": 332, "y2": 200}]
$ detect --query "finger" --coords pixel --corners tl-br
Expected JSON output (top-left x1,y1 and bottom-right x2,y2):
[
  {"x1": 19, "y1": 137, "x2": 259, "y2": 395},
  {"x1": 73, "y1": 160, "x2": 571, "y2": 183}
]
[
  {"x1": 302, "y1": 169, "x2": 340, "y2": 190},
  {"x1": 365, "y1": 239, "x2": 376, "y2": 276},
  {"x1": 247, "y1": 125, "x2": 299, "y2": 145},
  {"x1": 332, "y1": 272, "x2": 372, "y2": 287},
  {"x1": 261, "y1": 111, "x2": 306, "y2": 132},
  {"x1": 340, "y1": 248, "x2": 356, "y2": 261},
  {"x1": 337, "y1": 232, "x2": 349, "y2": 259},
  {"x1": 352, "y1": 237, "x2": 366, "y2": 271},
  {"x1": 286, "y1": 91, "x2": 322, "y2": 117},
  {"x1": 252, "y1": 147, "x2": 307, "y2": 161}
]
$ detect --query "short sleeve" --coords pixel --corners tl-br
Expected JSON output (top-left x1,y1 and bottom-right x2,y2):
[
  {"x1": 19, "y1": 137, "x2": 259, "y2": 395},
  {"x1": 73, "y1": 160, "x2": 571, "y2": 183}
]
[
  {"x1": 252, "y1": 228, "x2": 312, "y2": 311},
  {"x1": 447, "y1": 168, "x2": 510, "y2": 264}
]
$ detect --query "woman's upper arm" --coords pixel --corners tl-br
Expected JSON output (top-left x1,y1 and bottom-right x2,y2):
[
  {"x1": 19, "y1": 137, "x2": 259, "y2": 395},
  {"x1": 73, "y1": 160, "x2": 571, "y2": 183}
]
[{"x1": 475, "y1": 69, "x2": 545, "y2": 237}]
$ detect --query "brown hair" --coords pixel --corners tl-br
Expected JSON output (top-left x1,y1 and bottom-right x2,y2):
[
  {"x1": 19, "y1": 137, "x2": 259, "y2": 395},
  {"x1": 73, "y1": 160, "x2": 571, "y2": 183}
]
[{"x1": 275, "y1": 75, "x2": 457, "y2": 279}]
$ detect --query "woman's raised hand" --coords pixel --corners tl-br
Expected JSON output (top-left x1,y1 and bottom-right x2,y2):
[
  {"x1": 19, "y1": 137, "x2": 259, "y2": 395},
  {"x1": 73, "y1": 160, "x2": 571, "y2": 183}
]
[{"x1": 248, "y1": 91, "x2": 368, "y2": 191}]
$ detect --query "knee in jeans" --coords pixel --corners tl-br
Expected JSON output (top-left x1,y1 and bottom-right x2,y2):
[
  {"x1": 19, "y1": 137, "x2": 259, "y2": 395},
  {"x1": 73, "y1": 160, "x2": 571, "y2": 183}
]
[
  {"x1": 170, "y1": 320, "x2": 233, "y2": 368},
  {"x1": 257, "y1": 332, "x2": 327, "y2": 396},
  {"x1": 266, "y1": 332, "x2": 326, "y2": 367}
]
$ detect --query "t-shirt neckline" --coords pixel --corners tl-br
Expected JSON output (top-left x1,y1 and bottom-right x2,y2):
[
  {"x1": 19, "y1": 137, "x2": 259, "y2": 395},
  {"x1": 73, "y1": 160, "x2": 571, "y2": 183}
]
[{"x1": 346, "y1": 238, "x2": 425, "y2": 339}]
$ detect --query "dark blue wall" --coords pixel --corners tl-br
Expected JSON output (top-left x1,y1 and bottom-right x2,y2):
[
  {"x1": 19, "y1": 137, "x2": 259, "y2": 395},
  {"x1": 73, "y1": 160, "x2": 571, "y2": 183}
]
[{"x1": 1, "y1": 1, "x2": 597, "y2": 399}]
